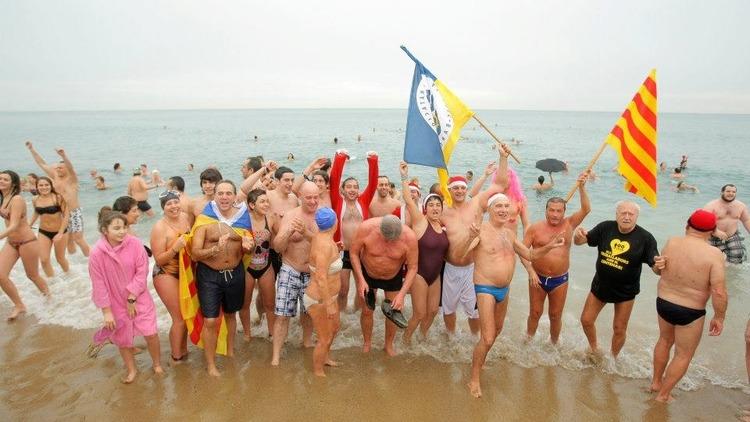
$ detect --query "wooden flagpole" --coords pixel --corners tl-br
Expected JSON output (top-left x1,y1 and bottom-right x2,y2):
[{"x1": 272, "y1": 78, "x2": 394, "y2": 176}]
[
  {"x1": 472, "y1": 115, "x2": 521, "y2": 164},
  {"x1": 564, "y1": 140, "x2": 609, "y2": 202}
]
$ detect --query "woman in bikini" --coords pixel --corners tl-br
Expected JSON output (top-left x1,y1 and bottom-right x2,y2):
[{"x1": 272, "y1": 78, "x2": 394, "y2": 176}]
[
  {"x1": 239, "y1": 188, "x2": 279, "y2": 340},
  {"x1": 0, "y1": 170, "x2": 49, "y2": 320},
  {"x1": 29, "y1": 177, "x2": 70, "y2": 277},
  {"x1": 149, "y1": 191, "x2": 190, "y2": 362},
  {"x1": 305, "y1": 207, "x2": 342, "y2": 376},
  {"x1": 399, "y1": 162, "x2": 449, "y2": 343}
]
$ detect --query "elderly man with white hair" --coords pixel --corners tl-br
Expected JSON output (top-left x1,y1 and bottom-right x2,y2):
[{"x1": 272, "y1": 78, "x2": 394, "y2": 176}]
[
  {"x1": 350, "y1": 215, "x2": 418, "y2": 356},
  {"x1": 463, "y1": 193, "x2": 565, "y2": 398},
  {"x1": 574, "y1": 200, "x2": 664, "y2": 359}
]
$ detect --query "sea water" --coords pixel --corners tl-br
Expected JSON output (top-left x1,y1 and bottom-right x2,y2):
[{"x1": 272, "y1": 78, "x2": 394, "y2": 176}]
[{"x1": 0, "y1": 109, "x2": 748, "y2": 391}]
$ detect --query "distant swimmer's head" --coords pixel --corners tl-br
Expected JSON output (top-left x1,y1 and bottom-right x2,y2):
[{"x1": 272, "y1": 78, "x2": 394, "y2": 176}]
[
  {"x1": 687, "y1": 209, "x2": 716, "y2": 233},
  {"x1": 380, "y1": 215, "x2": 402, "y2": 241},
  {"x1": 132, "y1": 168, "x2": 142, "y2": 176},
  {"x1": 538, "y1": 175, "x2": 545, "y2": 184},
  {"x1": 315, "y1": 207, "x2": 337, "y2": 232}
]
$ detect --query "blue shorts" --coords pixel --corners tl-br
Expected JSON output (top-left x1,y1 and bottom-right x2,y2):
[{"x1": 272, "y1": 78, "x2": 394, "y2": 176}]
[
  {"x1": 274, "y1": 263, "x2": 311, "y2": 317},
  {"x1": 474, "y1": 284, "x2": 509, "y2": 303},
  {"x1": 538, "y1": 272, "x2": 569, "y2": 293}
]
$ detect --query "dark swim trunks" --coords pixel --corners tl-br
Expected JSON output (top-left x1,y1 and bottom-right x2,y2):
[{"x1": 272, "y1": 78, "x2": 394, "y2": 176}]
[
  {"x1": 137, "y1": 200, "x2": 152, "y2": 212},
  {"x1": 196, "y1": 262, "x2": 245, "y2": 318},
  {"x1": 342, "y1": 250, "x2": 353, "y2": 270},
  {"x1": 656, "y1": 297, "x2": 706, "y2": 326},
  {"x1": 361, "y1": 263, "x2": 403, "y2": 292}
]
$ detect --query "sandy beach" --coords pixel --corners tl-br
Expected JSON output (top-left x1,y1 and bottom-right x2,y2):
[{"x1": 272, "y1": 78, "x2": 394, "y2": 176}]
[{"x1": 1, "y1": 305, "x2": 747, "y2": 421}]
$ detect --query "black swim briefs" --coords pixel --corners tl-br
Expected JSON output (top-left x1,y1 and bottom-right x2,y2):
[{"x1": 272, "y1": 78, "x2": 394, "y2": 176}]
[{"x1": 196, "y1": 262, "x2": 245, "y2": 318}]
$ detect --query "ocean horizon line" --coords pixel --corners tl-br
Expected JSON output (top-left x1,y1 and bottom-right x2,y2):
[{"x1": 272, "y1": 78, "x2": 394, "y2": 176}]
[{"x1": 0, "y1": 107, "x2": 748, "y2": 117}]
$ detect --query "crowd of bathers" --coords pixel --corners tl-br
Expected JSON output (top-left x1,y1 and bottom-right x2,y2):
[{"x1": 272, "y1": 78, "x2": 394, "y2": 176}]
[{"x1": 0, "y1": 142, "x2": 745, "y2": 399}]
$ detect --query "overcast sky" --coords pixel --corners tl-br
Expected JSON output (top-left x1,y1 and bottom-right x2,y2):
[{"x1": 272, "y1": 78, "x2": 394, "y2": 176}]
[{"x1": 1, "y1": 0, "x2": 748, "y2": 113}]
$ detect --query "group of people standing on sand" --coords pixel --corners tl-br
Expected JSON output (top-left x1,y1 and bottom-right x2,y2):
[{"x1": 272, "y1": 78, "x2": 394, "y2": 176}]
[{"x1": 0, "y1": 141, "x2": 746, "y2": 401}]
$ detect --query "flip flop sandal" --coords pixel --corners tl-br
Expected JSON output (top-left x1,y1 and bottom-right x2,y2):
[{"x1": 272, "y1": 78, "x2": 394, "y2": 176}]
[{"x1": 381, "y1": 299, "x2": 408, "y2": 329}]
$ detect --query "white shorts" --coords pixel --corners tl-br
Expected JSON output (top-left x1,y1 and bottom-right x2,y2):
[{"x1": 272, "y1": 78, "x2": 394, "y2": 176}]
[{"x1": 441, "y1": 262, "x2": 478, "y2": 318}]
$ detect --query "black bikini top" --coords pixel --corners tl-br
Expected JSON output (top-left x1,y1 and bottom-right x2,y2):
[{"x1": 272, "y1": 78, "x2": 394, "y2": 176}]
[{"x1": 35, "y1": 205, "x2": 62, "y2": 215}]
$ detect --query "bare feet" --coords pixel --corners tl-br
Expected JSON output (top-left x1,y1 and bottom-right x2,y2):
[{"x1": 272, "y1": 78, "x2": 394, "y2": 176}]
[
  {"x1": 324, "y1": 359, "x2": 341, "y2": 367},
  {"x1": 226, "y1": 349, "x2": 234, "y2": 358},
  {"x1": 585, "y1": 348, "x2": 604, "y2": 365},
  {"x1": 313, "y1": 370, "x2": 327, "y2": 377},
  {"x1": 242, "y1": 333, "x2": 251, "y2": 343},
  {"x1": 467, "y1": 381, "x2": 482, "y2": 398},
  {"x1": 121, "y1": 371, "x2": 137, "y2": 384},
  {"x1": 303, "y1": 339, "x2": 315, "y2": 348},
  {"x1": 270, "y1": 357, "x2": 280, "y2": 367},
  {"x1": 654, "y1": 393, "x2": 674, "y2": 403},
  {"x1": 207, "y1": 366, "x2": 221, "y2": 377},
  {"x1": 7, "y1": 306, "x2": 27, "y2": 321},
  {"x1": 649, "y1": 381, "x2": 662, "y2": 393},
  {"x1": 153, "y1": 365, "x2": 164, "y2": 375},
  {"x1": 362, "y1": 342, "x2": 371, "y2": 353},
  {"x1": 384, "y1": 345, "x2": 397, "y2": 357}
]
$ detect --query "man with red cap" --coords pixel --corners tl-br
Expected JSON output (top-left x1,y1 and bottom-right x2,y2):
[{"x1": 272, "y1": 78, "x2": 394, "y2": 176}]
[
  {"x1": 650, "y1": 209, "x2": 727, "y2": 403},
  {"x1": 439, "y1": 145, "x2": 511, "y2": 335},
  {"x1": 574, "y1": 200, "x2": 665, "y2": 358}
]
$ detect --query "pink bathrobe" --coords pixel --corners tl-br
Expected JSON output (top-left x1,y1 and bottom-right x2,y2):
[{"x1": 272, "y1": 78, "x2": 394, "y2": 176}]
[{"x1": 89, "y1": 234, "x2": 157, "y2": 348}]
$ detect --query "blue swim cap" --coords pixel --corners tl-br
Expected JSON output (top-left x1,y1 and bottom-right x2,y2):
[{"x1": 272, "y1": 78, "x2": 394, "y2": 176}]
[{"x1": 315, "y1": 207, "x2": 336, "y2": 231}]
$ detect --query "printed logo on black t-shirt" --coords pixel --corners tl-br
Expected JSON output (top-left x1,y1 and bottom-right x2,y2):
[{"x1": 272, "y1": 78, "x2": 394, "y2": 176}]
[{"x1": 600, "y1": 239, "x2": 630, "y2": 270}]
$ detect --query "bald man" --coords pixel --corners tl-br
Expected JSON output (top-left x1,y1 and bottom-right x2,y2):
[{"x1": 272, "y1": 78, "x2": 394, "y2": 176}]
[
  {"x1": 350, "y1": 216, "x2": 417, "y2": 356},
  {"x1": 270, "y1": 181, "x2": 319, "y2": 366}
]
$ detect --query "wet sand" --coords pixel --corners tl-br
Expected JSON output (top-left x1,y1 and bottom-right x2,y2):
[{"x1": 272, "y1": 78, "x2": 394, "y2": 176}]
[{"x1": 1, "y1": 307, "x2": 747, "y2": 421}]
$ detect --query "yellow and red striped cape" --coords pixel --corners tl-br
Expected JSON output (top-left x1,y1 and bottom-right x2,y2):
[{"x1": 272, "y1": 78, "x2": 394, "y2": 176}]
[
  {"x1": 607, "y1": 70, "x2": 658, "y2": 206},
  {"x1": 178, "y1": 210, "x2": 252, "y2": 355}
]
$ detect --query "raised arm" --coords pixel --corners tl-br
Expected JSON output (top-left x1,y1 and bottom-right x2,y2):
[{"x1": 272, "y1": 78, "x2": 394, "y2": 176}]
[
  {"x1": 360, "y1": 151, "x2": 379, "y2": 206},
  {"x1": 399, "y1": 162, "x2": 424, "y2": 228},
  {"x1": 295, "y1": 157, "x2": 329, "y2": 196},
  {"x1": 567, "y1": 172, "x2": 591, "y2": 228},
  {"x1": 241, "y1": 161, "x2": 276, "y2": 195},
  {"x1": 328, "y1": 150, "x2": 348, "y2": 210},
  {"x1": 468, "y1": 162, "x2": 497, "y2": 198},
  {"x1": 56, "y1": 148, "x2": 78, "y2": 184},
  {"x1": 25, "y1": 141, "x2": 55, "y2": 177},
  {"x1": 474, "y1": 145, "x2": 511, "y2": 210}
]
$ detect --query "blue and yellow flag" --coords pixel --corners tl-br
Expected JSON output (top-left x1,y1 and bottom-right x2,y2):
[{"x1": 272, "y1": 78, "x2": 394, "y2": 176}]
[
  {"x1": 179, "y1": 201, "x2": 252, "y2": 355},
  {"x1": 401, "y1": 46, "x2": 474, "y2": 206}
]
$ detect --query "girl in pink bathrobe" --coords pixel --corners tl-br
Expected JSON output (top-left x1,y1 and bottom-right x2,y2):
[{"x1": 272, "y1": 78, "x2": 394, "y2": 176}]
[{"x1": 89, "y1": 208, "x2": 163, "y2": 383}]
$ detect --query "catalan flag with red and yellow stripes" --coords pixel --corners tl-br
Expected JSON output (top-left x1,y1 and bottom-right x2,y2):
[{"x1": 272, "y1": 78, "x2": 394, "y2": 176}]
[{"x1": 606, "y1": 70, "x2": 658, "y2": 206}]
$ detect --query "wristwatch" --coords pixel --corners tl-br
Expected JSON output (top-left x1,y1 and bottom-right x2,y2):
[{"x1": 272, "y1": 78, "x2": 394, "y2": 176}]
[{"x1": 127, "y1": 298, "x2": 136, "y2": 304}]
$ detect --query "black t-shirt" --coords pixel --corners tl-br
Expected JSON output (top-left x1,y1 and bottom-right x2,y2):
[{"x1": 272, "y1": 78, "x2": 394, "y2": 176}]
[{"x1": 586, "y1": 220, "x2": 658, "y2": 303}]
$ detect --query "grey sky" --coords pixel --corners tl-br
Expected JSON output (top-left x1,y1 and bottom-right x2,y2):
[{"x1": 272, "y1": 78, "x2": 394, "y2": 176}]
[{"x1": 1, "y1": 0, "x2": 748, "y2": 113}]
